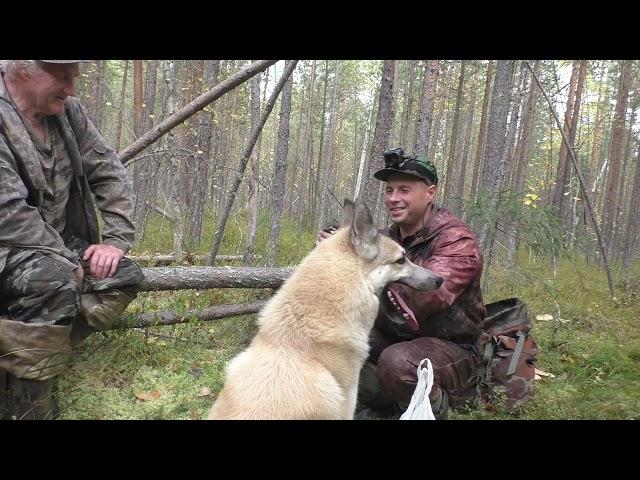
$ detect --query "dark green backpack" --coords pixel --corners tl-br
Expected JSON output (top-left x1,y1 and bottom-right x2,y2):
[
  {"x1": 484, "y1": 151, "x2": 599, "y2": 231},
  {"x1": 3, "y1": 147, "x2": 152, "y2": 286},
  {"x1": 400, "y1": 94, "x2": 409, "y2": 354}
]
[{"x1": 475, "y1": 298, "x2": 539, "y2": 410}]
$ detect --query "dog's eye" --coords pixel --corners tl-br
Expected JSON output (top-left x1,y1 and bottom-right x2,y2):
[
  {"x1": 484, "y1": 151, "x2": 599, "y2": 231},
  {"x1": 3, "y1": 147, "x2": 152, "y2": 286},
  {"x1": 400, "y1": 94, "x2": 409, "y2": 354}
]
[{"x1": 395, "y1": 256, "x2": 405, "y2": 264}]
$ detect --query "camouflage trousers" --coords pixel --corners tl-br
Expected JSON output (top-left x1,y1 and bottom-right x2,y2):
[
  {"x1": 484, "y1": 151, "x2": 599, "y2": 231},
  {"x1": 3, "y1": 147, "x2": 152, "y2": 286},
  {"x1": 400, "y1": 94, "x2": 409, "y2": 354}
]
[
  {"x1": 358, "y1": 327, "x2": 480, "y2": 412},
  {"x1": 0, "y1": 247, "x2": 143, "y2": 381}
]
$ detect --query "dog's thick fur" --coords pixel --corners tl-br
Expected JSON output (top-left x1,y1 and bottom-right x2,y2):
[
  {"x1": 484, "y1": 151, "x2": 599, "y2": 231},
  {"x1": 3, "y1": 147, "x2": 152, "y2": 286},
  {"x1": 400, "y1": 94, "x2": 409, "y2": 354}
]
[{"x1": 208, "y1": 199, "x2": 442, "y2": 419}]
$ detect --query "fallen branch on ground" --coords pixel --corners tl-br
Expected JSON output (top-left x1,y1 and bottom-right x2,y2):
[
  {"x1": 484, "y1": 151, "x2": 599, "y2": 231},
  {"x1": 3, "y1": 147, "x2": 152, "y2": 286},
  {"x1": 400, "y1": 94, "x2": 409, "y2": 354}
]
[{"x1": 111, "y1": 300, "x2": 267, "y2": 329}]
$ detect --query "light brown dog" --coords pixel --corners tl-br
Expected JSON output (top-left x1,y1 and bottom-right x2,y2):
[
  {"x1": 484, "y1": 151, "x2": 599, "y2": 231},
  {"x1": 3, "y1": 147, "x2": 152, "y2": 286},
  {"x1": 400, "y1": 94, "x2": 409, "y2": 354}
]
[{"x1": 208, "y1": 199, "x2": 442, "y2": 419}]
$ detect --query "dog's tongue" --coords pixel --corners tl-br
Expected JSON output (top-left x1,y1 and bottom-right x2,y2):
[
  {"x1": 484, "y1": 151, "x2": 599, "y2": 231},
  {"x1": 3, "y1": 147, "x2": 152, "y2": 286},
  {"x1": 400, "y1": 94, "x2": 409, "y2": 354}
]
[{"x1": 386, "y1": 286, "x2": 419, "y2": 332}]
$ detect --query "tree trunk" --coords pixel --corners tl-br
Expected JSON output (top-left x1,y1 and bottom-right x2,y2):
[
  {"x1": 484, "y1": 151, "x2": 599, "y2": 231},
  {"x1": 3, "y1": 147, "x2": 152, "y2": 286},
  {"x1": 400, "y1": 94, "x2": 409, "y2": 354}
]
[
  {"x1": 622, "y1": 141, "x2": 640, "y2": 275},
  {"x1": 265, "y1": 61, "x2": 296, "y2": 267},
  {"x1": 506, "y1": 60, "x2": 540, "y2": 265},
  {"x1": 90, "y1": 60, "x2": 107, "y2": 131},
  {"x1": 139, "y1": 267, "x2": 293, "y2": 291},
  {"x1": 601, "y1": 61, "x2": 632, "y2": 253},
  {"x1": 501, "y1": 62, "x2": 526, "y2": 194},
  {"x1": 414, "y1": 60, "x2": 439, "y2": 156},
  {"x1": 132, "y1": 60, "x2": 145, "y2": 224},
  {"x1": 478, "y1": 60, "x2": 515, "y2": 253},
  {"x1": 428, "y1": 62, "x2": 453, "y2": 164},
  {"x1": 551, "y1": 61, "x2": 580, "y2": 223},
  {"x1": 316, "y1": 62, "x2": 343, "y2": 230},
  {"x1": 512, "y1": 60, "x2": 540, "y2": 194},
  {"x1": 161, "y1": 61, "x2": 184, "y2": 260},
  {"x1": 297, "y1": 60, "x2": 317, "y2": 236},
  {"x1": 362, "y1": 60, "x2": 398, "y2": 214},
  {"x1": 187, "y1": 60, "x2": 220, "y2": 249},
  {"x1": 399, "y1": 60, "x2": 417, "y2": 149},
  {"x1": 443, "y1": 61, "x2": 466, "y2": 203},
  {"x1": 245, "y1": 68, "x2": 262, "y2": 265},
  {"x1": 354, "y1": 99, "x2": 376, "y2": 199},
  {"x1": 311, "y1": 61, "x2": 330, "y2": 228},
  {"x1": 115, "y1": 60, "x2": 129, "y2": 153},
  {"x1": 133, "y1": 60, "x2": 159, "y2": 237},
  {"x1": 455, "y1": 66, "x2": 478, "y2": 214},
  {"x1": 468, "y1": 60, "x2": 494, "y2": 209}
]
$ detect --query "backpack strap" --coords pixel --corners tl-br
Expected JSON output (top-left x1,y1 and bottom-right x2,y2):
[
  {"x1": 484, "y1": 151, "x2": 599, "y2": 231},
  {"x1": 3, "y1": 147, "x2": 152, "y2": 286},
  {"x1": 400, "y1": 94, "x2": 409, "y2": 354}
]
[
  {"x1": 472, "y1": 340, "x2": 496, "y2": 407},
  {"x1": 482, "y1": 341, "x2": 494, "y2": 382},
  {"x1": 507, "y1": 330, "x2": 526, "y2": 376}
]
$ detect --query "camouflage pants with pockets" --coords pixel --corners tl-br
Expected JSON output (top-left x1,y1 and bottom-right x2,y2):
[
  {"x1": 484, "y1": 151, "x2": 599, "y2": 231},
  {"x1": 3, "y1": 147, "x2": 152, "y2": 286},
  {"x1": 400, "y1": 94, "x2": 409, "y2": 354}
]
[{"x1": 0, "y1": 247, "x2": 143, "y2": 381}]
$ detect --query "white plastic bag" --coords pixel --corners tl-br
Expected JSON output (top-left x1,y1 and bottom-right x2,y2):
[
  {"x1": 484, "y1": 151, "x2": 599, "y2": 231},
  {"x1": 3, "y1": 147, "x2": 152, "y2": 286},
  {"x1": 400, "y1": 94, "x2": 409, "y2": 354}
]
[{"x1": 399, "y1": 358, "x2": 435, "y2": 420}]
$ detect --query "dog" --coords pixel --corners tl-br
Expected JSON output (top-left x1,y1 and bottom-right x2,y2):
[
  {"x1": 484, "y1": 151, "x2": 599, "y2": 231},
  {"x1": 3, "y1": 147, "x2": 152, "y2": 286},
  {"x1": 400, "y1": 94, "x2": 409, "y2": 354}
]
[{"x1": 208, "y1": 199, "x2": 443, "y2": 419}]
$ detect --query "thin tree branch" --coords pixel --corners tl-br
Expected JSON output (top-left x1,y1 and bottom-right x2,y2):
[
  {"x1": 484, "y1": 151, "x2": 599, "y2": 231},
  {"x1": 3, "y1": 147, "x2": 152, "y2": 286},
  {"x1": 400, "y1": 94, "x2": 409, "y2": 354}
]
[
  {"x1": 118, "y1": 60, "x2": 278, "y2": 163},
  {"x1": 524, "y1": 61, "x2": 615, "y2": 298}
]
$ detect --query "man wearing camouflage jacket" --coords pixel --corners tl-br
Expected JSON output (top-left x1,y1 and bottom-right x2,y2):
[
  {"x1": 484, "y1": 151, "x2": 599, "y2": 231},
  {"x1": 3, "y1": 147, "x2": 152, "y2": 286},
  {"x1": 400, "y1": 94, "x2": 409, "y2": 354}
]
[{"x1": 0, "y1": 60, "x2": 143, "y2": 419}]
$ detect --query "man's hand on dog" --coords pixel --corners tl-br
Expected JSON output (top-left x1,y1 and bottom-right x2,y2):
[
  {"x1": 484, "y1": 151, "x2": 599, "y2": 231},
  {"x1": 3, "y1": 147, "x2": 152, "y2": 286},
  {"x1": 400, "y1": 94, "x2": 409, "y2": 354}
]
[
  {"x1": 83, "y1": 244, "x2": 125, "y2": 279},
  {"x1": 316, "y1": 225, "x2": 338, "y2": 245}
]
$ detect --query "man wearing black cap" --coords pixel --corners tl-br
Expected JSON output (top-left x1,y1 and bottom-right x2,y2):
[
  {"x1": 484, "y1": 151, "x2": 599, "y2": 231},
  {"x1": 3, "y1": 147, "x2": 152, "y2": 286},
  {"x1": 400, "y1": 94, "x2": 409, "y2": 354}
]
[
  {"x1": 0, "y1": 60, "x2": 143, "y2": 419},
  {"x1": 318, "y1": 147, "x2": 485, "y2": 419}
]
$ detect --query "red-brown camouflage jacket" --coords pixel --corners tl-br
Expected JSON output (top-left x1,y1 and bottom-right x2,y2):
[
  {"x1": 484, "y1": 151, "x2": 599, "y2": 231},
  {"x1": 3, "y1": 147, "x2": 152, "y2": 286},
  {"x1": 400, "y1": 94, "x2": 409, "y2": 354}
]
[{"x1": 375, "y1": 204, "x2": 486, "y2": 346}]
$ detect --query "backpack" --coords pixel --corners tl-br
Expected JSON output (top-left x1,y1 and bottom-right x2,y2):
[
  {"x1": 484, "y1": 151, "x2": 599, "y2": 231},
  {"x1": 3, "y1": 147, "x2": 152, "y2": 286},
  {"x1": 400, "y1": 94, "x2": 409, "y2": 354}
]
[{"x1": 475, "y1": 298, "x2": 539, "y2": 410}]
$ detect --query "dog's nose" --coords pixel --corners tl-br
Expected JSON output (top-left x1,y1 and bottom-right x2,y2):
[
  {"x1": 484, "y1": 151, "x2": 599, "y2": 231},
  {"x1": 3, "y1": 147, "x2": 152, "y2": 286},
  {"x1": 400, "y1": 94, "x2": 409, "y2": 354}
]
[{"x1": 435, "y1": 276, "x2": 443, "y2": 288}]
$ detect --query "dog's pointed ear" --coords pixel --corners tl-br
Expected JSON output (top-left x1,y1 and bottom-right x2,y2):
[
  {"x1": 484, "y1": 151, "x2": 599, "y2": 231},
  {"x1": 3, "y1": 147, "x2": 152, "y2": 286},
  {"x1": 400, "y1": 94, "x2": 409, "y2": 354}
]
[
  {"x1": 341, "y1": 198, "x2": 355, "y2": 228},
  {"x1": 350, "y1": 200, "x2": 379, "y2": 261}
]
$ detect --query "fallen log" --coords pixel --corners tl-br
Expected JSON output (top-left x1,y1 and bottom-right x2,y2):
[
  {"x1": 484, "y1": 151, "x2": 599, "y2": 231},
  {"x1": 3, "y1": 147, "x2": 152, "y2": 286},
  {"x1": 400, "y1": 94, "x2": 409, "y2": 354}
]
[
  {"x1": 131, "y1": 254, "x2": 261, "y2": 265},
  {"x1": 139, "y1": 267, "x2": 293, "y2": 292},
  {"x1": 111, "y1": 300, "x2": 268, "y2": 329}
]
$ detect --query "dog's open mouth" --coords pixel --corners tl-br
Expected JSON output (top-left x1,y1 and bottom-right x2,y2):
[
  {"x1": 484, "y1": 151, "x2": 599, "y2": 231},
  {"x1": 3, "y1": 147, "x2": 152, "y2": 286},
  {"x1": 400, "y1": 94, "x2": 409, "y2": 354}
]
[{"x1": 383, "y1": 287, "x2": 419, "y2": 331}]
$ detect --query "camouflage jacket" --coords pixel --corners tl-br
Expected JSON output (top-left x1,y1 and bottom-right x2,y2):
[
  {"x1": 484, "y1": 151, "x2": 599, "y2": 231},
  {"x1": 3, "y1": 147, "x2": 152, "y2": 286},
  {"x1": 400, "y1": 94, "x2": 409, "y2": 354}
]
[
  {"x1": 0, "y1": 71, "x2": 136, "y2": 273},
  {"x1": 375, "y1": 204, "x2": 486, "y2": 346}
]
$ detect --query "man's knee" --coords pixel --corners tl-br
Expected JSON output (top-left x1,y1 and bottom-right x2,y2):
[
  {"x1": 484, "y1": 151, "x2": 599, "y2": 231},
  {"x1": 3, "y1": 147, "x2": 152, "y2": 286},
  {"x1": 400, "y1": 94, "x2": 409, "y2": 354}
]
[
  {"x1": 2, "y1": 254, "x2": 80, "y2": 323},
  {"x1": 377, "y1": 342, "x2": 421, "y2": 402},
  {"x1": 78, "y1": 256, "x2": 143, "y2": 330}
]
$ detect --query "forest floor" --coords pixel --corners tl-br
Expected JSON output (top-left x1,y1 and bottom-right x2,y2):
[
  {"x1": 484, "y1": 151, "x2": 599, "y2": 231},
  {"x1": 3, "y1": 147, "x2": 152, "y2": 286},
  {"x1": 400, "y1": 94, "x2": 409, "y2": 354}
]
[{"x1": 56, "y1": 215, "x2": 640, "y2": 420}]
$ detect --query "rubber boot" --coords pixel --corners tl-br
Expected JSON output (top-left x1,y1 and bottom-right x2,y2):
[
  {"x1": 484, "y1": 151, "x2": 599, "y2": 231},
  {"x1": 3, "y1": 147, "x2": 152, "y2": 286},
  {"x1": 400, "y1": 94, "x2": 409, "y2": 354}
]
[
  {"x1": 8, "y1": 374, "x2": 59, "y2": 420},
  {"x1": 0, "y1": 370, "x2": 8, "y2": 419},
  {"x1": 430, "y1": 389, "x2": 449, "y2": 420}
]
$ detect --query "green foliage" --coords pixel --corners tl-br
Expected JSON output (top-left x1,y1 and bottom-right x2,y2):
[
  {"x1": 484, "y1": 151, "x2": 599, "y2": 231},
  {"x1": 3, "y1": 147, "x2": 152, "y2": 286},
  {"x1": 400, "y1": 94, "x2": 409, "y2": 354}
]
[{"x1": 466, "y1": 189, "x2": 567, "y2": 257}]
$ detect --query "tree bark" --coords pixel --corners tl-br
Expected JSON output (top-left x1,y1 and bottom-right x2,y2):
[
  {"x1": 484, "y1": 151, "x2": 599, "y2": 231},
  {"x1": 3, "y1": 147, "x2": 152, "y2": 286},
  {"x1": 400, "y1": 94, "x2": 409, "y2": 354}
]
[
  {"x1": 443, "y1": 61, "x2": 466, "y2": 203},
  {"x1": 187, "y1": 60, "x2": 220, "y2": 248},
  {"x1": 133, "y1": 60, "x2": 159, "y2": 236},
  {"x1": 115, "y1": 60, "x2": 129, "y2": 153},
  {"x1": 455, "y1": 66, "x2": 478, "y2": 213},
  {"x1": 414, "y1": 60, "x2": 439, "y2": 156},
  {"x1": 478, "y1": 60, "x2": 514, "y2": 252},
  {"x1": 266, "y1": 60, "x2": 296, "y2": 267},
  {"x1": 139, "y1": 266, "x2": 293, "y2": 291},
  {"x1": 245, "y1": 68, "x2": 262, "y2": 265},
  {"x1": 601, "y1": 61, "x2": 632, "y2": 253},
  {"x1": 399, "y1": 60, "x2": 417, "y2": 149},
  {"x1": 468, "y1": 60, "x2": 494, "y2": 208},
  {"x1": 362, "y1": 60, "x2": 398, "y2": 213}
]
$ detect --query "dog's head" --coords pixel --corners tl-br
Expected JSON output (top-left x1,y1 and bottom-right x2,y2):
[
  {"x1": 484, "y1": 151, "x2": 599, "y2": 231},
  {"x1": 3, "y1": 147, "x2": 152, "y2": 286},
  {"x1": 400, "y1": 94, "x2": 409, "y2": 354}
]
[{"x1": 341, "y1": 198, "x2": 443, "y2": 296}]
